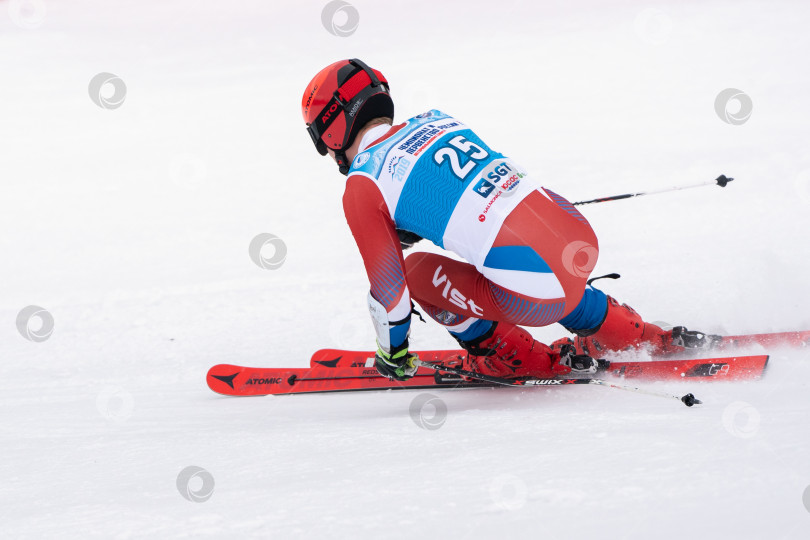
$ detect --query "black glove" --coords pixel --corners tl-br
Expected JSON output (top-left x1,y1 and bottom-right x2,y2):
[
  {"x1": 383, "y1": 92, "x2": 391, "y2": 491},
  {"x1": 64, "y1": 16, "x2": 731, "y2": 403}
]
[{"x1": 396, "y1": 229, "x2": 423, "y2": 250}]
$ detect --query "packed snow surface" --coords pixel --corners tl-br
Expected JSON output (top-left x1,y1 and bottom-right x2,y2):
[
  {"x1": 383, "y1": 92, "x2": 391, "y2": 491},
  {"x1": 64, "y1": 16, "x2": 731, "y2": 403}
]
[{"x1": 2, "y1": 0, "x2": 810, "y2": 538}]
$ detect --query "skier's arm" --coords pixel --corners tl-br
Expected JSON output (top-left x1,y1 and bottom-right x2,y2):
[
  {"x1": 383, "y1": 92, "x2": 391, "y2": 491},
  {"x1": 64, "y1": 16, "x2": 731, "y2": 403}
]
[{"x1": 343, "y1": 175, "x2": 415, "y2": 377}]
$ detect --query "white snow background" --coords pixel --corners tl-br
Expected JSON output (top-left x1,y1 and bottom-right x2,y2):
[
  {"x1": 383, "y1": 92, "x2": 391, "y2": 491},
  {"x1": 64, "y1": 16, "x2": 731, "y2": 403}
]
[{"x1": 2, "y1": 0, "x2": 810, "y2": 538}]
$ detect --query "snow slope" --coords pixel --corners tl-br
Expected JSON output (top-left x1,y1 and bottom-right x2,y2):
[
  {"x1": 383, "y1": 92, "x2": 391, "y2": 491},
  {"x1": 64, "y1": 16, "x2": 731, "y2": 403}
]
[{"x1": 2, "y1": 0, "x2": 810, "y2": 538}]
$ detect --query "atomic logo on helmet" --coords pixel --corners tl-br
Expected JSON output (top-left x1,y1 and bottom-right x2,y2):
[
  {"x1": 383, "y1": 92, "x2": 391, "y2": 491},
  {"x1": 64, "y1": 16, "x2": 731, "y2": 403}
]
[{"x1": 301, "y1": 59, "x2": 394, "y2": 175}]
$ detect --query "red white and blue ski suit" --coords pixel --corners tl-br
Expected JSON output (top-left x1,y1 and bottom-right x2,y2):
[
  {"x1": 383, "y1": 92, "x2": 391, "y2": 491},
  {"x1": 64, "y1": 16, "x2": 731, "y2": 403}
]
[{"x1": 343, "y1": 110, "x2": 605, "y2": 349}]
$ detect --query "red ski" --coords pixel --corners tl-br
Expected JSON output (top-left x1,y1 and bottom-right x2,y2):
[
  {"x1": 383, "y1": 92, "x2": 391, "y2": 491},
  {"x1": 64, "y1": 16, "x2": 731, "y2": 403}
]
[
  {"x1": 310, "y1": 348, "x2": 769, "y2": 382},
  {"x1": 551, "y1": 328, "x2": 810, "y2": 358},
  {"x1": 308, "y1": 327, "x2": 808, "y2": 372},
  {"x1": 716, "y1": 329, "x2": 810, "y2": 349},
  {"x1": 206, "y1": 364, "x2": 482, "y2": 396}
]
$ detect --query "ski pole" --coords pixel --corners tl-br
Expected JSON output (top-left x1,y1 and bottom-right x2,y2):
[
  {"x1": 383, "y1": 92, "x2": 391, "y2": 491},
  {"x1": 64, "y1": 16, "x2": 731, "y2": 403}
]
[
  {"x1": 414, "y1": 360, "x2": 701, "y2": 407},
  {"x1": 572, "y1": 174, "x2": 733, "y2": 206}
]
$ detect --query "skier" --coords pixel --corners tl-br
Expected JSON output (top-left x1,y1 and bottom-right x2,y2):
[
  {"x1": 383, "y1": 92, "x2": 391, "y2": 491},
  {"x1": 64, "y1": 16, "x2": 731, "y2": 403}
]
[{"x1": 301, "y1": 59, "x2": 710, "y2": 381}]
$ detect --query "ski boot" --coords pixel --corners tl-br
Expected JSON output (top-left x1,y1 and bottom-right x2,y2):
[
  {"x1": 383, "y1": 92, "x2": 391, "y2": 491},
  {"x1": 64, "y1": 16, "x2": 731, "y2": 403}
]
[
  {"x1": 455, "y1": 321, "x2": 599, "y2": 379},
  {"x1": 554, "y1": 296, "x2": 720, "y2": 356}
]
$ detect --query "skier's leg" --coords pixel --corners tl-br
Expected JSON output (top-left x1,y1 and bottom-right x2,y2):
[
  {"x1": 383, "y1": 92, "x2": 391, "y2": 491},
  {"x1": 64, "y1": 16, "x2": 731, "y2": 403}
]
[
  {"x1": 556, "y1": 286, "x2": 609, "y2": 332},
  {"x1": 481, "y1": 188, "x2": 599, "y2": 316},
  {"x1": 404, "y1": 252, "x2": 568, "y2": 325},
  {"x1": 404, "y1": 187, "x2": 602, "y2": 378},
  {"x1": 405, "y1": 253, "x2": 594, "y2": 378}
]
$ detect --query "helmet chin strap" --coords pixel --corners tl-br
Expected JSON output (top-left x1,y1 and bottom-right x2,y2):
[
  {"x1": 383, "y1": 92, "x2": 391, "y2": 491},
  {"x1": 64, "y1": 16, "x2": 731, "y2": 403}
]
[{"x1": 335, "y1": 150, "x2": 351, "y2": 175}]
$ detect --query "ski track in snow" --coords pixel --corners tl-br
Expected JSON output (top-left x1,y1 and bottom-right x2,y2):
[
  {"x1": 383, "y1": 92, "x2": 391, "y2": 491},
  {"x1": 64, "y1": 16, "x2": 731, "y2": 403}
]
[{"x1": 2, "y1": 0, "x2": 810, "y2": 538}]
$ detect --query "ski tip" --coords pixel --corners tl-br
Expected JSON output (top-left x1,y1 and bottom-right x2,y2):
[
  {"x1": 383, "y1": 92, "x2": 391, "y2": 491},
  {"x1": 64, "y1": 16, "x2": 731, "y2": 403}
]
[{"x1": 681, "y1": 393, "x2": 701, "y2": 407}]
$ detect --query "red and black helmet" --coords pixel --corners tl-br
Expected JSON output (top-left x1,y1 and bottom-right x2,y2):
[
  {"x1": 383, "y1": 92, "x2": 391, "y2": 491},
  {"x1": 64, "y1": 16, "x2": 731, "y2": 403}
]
[{"x1": 301, "y1": 59, "x2": 394, "y2": 174}]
